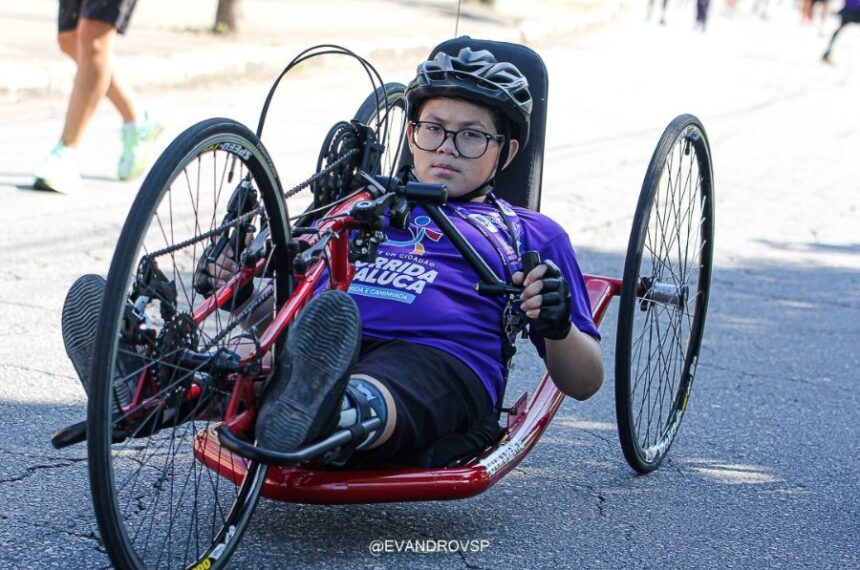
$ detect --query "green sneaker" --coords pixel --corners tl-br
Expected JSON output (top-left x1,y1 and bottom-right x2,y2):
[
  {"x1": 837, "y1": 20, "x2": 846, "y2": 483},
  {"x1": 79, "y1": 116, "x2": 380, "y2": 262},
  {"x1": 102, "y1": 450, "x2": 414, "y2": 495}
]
[
  {"x1": 33, "y1": 142, "x2": 82, "y2": 193},
  {"x1": 118, "y1": 112, "x2": 164, "y2": 181}
]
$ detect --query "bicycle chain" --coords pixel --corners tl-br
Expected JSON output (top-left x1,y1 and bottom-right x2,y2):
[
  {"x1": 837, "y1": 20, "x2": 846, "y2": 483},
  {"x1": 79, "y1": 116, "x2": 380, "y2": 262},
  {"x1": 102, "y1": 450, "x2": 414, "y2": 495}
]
[
  {"x1": 284, "y1": 147, "x2": 360, "y2": 201},
  {"x1": 203, "y1": 285, "x2": 275, "y2": 351},
  {"x1": 136, "y1": 147, "x2": 359, "y2": 348},
  {"x1": 143, "y1": 147, "x2": 360, "y2": 260},
  {"x1": 144, "y1": 208, "x2": 263, "y2": 261}
]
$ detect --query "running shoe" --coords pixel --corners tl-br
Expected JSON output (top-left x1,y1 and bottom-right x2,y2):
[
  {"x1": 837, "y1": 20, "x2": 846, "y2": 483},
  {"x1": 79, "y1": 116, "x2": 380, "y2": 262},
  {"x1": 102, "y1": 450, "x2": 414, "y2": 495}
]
[
  {"x1": 33, "y1": 143, "x2": 81, "y2": 193},
  {"x1": 118, "y1": 112, "x2": 164, "y2": 181}
]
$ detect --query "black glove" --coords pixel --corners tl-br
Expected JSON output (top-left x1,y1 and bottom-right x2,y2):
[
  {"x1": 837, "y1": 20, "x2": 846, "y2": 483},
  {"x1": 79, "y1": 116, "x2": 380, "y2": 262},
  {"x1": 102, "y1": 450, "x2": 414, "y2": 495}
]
[{"x1": 529, "y1": 259, "x2": 572, "y2": 341}]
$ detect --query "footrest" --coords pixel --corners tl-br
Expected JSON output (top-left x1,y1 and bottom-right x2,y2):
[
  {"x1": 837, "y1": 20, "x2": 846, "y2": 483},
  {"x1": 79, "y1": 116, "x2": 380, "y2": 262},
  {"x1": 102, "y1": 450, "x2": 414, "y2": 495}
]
[
  {"x1": 51, "y1": 420, "x2": 87, "y2": 449},
  {"x1": 217, "y1": 416, "x2": 383, "y2": 466}
]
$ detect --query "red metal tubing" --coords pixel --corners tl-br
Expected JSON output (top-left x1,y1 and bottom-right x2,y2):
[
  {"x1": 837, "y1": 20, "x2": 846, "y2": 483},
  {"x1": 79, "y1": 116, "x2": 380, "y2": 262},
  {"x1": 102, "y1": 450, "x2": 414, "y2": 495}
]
[{"x1": 192, "y1": 272, "x2": 624, "y2": 504}]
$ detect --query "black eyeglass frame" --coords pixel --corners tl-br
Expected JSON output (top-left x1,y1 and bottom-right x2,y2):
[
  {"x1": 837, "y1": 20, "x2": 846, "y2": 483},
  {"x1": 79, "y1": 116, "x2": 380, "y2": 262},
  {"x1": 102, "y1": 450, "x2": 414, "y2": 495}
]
[{"x1": 410, "y1": 120, "x2": 506, "y2": 159}]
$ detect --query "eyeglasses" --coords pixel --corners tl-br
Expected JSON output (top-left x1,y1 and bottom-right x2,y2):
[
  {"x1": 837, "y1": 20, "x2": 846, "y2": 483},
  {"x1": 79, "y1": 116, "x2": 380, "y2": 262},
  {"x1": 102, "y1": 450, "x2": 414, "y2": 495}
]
[{"x1": 410, "y1": 121, "x2": 505, "y2": 159}]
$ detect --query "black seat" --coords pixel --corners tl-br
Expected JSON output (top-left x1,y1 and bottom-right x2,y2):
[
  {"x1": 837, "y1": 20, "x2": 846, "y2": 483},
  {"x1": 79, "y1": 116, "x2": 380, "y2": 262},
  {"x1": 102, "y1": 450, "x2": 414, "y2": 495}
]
[{"x1": 400, "y1": 36, "x2": 549, "y2": 212}]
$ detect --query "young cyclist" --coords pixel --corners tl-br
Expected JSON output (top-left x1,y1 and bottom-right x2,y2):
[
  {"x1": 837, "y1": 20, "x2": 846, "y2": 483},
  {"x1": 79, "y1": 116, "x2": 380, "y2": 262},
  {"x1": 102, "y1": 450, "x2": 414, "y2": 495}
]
[{"x1": 62, "y1": 47, "x2": 604, "y2": 466}]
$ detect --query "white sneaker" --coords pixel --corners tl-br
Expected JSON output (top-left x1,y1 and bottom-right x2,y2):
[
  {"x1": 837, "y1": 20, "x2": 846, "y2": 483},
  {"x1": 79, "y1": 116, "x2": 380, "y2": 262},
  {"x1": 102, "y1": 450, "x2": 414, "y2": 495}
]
[
  {"x1": 118, "y1": 111, "x2": 164, "y2": 181},
  {"x1": 33, "y1": 143, "x2": 82, "y2": 193}
]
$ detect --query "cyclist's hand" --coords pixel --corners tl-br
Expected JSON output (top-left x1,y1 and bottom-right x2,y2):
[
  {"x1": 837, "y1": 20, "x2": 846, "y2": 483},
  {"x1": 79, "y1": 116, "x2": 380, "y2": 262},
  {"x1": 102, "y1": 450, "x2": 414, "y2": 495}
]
[
  {"x1": 205, "y1": 243, "x2": 241, "y2": 289},
  {"x1": 194, "y1": 234, "x2": 254, "y2": 306},
  {"x1": 512, "y1": 259, "x2": 572, "y2": 341}
]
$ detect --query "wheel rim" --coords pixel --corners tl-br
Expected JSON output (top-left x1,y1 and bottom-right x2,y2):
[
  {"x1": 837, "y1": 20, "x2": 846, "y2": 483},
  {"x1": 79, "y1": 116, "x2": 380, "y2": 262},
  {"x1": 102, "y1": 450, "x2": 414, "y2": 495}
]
[
  {"x1": 90, "y1": 124, "x2": 284, "y2": 569},
  {"x1": 619, "y1": 118, "x2": 714, "y2": 471}
]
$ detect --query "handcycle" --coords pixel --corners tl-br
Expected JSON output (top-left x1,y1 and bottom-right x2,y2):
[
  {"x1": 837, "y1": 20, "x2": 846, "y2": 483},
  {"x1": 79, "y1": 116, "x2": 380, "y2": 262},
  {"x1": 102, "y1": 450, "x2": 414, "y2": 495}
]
[{"x1": 51, "y1": 38, "x2": 714, "y2": 569}]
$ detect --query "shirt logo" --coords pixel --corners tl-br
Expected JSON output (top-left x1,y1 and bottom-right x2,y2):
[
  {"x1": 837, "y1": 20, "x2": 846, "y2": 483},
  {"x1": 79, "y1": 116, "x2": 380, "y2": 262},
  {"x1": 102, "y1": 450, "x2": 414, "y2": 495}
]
[{"x1": 385, "y1": 215, "x2": 443, "y2": 255}]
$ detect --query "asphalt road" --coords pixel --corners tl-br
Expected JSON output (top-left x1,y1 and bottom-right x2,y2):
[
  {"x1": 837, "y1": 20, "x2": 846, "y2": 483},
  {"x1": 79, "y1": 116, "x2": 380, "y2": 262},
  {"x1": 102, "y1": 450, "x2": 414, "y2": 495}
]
[{"x1": 0, "y1": 3, "x2": 858, "y2": 568}]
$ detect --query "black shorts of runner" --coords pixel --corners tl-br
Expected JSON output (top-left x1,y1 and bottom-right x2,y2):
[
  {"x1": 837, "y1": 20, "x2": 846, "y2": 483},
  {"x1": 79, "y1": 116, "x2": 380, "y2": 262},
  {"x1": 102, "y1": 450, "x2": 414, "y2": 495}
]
[
  {"x1": 350, "y1": 338, "x2": 494, "y2": 463},
  {"x1": 840, "y1": 8, "x2": 860, "y2": 25},
  {"x1": 58, "y1": 0, "x2": 138, "y2": 35}
]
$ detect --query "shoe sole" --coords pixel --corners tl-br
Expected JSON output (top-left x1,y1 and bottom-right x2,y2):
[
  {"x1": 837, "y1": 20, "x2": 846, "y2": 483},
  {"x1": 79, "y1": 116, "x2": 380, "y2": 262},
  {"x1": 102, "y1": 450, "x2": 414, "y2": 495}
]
[
  {"x1": 61, "y1": 275, "x2": 107, "y2": 395},
  {"x1": 62, "y1": 274, "x2": 134, "y2": 410},
  {"x1": 256, "y1": 290, "x2": 361, "y2": 451}
]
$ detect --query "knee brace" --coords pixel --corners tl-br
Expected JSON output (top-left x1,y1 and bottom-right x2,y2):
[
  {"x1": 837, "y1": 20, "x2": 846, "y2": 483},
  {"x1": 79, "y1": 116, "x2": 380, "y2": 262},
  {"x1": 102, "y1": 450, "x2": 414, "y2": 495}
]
[{"x1": 338, "y1": 377, "x2": 388, "y2": 450}]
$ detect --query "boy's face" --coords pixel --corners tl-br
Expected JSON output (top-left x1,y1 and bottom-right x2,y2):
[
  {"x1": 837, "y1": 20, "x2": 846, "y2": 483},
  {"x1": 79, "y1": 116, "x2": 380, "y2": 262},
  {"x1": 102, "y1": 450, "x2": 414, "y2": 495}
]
[{"x1": 407, "y1": 97, "x2": 519, "y2": 200}]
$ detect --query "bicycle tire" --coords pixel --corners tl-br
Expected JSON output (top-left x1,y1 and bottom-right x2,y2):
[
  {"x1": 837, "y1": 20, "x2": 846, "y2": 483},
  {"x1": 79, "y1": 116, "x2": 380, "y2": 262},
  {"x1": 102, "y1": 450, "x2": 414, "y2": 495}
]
[
  {"x1": 353, "y1": 82, "x2": 407, "y2": 177},
  {"x1": 615, "y1": 114, "x2": 715, "y2": 473},
  {"x1": 88, "y1": 118, "x2": 291, "y2": 569}
]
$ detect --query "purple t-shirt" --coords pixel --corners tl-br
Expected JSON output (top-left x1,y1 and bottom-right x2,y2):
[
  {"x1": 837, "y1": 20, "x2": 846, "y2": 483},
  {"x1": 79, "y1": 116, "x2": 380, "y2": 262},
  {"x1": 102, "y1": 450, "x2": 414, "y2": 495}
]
[{"x1": 334, "y1": 199, "x2": 599, "y2": 407}]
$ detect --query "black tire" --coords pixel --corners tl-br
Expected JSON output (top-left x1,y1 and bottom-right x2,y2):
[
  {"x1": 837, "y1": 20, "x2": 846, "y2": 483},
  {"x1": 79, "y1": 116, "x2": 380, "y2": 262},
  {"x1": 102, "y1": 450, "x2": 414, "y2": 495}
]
[
  {"x1": 353, "y1": 82, "x2": 408, "y2": 177},
  {"x1": 88, "y1": 118, "x2": 291, "y2": 569},
  {"x1": 615, "y1": 114, "x2": 715, "y2": 473}
]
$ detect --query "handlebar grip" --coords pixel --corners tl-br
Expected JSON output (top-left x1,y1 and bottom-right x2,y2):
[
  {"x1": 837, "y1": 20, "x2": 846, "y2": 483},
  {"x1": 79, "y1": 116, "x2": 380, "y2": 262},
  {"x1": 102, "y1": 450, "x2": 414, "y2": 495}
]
[
  {"x1": 521, "y1": 250, "x2": 541, "y2": 274},
  {"x1": 402, "y1": 182, "x2": 447, "y2": 204}
]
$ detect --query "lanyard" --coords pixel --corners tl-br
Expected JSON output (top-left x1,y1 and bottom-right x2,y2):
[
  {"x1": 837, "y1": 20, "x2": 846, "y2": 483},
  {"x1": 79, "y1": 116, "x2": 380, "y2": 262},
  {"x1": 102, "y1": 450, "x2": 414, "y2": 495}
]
[
  {"x1": 445, "y1": 193, "x2": 523, "y2": 281},
  {"x1": 446, "y1": 193, "x2": 529, "y2": 381}
]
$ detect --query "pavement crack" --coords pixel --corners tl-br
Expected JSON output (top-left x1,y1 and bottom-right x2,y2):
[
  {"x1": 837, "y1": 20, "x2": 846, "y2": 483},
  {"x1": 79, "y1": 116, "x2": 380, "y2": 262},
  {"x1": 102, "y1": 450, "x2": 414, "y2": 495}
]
[
  {"x1": 596, "y1": 493, "x2": 607, "y2": 516},
  {"x1": 578, "y1": 428, "x2": 615, "y2": 446},
  {"x1": 0, "y1": 457, "x2": 88, "y2": 485},
  {"x1": 514, "y1": 468, "x2": 609, "y2": 516},
  {"x1": 455, "y1": 547, "x2": 487, "y2": 570},
  {"x1": 20, "y1": 519, "x2": 105, "y2": 551}
]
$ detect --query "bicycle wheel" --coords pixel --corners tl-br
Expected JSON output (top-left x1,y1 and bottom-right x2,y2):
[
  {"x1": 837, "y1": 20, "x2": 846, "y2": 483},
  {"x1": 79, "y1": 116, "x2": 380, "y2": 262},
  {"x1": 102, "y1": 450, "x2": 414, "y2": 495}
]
[
  {"x1": 88, "y1": 118, "x2": 291, "y2": 569},
  {"x1": 353, "y1": 82, "x2": 407, "y2": 177},
  {"x1": 615, "y1": 114, "x2": 715, "y2": 473}
]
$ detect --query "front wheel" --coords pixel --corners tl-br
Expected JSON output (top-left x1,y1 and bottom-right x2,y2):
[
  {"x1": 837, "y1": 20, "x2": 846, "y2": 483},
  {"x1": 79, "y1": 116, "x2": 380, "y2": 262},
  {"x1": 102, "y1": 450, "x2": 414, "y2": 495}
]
[
  {"x1": 88, "y1": 118, "x2": 292, "y2": 569},
  {"x1": 615, "y1": 114, "x2": 715, "y2": 473}
]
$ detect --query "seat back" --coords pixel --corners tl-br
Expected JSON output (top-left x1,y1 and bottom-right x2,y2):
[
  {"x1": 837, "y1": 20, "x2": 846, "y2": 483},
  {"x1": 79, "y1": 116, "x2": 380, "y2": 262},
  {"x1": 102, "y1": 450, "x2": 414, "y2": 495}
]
[{"x1": 401, "y1": 37, "x2": 548, "y2": 211}]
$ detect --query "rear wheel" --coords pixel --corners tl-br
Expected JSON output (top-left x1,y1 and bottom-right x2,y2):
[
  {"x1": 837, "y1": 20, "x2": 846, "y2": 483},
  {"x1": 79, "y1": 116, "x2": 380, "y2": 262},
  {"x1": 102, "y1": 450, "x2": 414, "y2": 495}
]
[
  {"x1": 88, "y1": 118, "x2": 291, "y2": 569},
  {"x1": 615, "y1": 114, "x2": 715, "y2": 473}
]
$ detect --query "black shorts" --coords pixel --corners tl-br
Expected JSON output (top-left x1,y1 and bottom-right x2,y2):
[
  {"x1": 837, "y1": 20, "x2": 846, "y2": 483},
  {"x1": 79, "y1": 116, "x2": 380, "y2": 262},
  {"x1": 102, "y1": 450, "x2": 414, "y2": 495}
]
[
  {"x1": 840, "y1": 8, "x2": 860, "y2": 25},
  {"x1": 351, "y1": 338, "x2": 493, "y2": 461},
  {"x1": 58, "y1": 0, "x2": 137, "y2": 35}
]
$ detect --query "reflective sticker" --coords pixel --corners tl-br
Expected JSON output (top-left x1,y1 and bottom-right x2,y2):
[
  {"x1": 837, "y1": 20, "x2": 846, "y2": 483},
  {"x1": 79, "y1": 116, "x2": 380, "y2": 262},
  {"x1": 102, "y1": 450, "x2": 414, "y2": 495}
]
[
  {"x1": 208, "y1": 525, "x2": 236, "y2": 561},
  {"x1": 479, "y1": 438, "x2": 525, "y2": 477}
]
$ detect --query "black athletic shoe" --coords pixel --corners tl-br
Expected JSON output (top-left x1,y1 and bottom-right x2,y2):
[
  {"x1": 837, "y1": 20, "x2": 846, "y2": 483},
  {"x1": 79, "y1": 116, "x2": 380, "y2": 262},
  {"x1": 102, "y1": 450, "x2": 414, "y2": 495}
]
[
  {"x1": 255, "y1": 290, "x2": 361, "y2": 452},
  {"x1": 62, "y1": 274, "x2": 107, "y2": 395},
  {"x1": 61, "y1": 274, "x2": 138, "y2": 410}
]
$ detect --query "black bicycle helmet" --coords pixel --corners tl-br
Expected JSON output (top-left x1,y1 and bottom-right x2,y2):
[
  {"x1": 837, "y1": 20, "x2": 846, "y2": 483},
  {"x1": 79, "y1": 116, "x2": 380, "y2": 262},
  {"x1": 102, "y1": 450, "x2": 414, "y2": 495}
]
[{"x1": 406, "y1": 47, "x2": 533, "y2": 148}]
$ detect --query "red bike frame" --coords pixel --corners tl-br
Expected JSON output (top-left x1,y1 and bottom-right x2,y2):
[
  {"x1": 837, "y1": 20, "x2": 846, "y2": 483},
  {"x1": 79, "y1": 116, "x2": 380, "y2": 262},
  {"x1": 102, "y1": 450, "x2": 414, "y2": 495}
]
[{"x1": 192, "y1": 188, "x2": 624, "y2": 504}]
